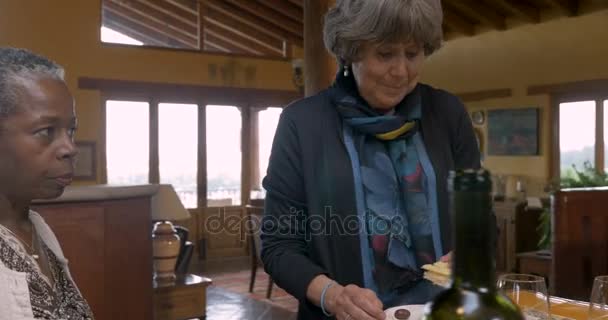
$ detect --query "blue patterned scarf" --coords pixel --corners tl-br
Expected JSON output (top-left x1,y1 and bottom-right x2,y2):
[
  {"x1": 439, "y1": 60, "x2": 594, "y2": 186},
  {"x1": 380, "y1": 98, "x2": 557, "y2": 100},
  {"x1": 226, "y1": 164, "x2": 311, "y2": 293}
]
[{"x1": 331, "y1": 74, "x2": 439, "y2": 295}]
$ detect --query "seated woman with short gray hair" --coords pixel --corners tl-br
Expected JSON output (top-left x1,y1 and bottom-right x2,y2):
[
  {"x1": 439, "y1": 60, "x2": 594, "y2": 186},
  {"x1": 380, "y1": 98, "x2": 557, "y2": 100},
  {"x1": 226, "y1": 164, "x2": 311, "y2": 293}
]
[{"x1": 0, "y1": 47, "x2": 94, "y2": 319}]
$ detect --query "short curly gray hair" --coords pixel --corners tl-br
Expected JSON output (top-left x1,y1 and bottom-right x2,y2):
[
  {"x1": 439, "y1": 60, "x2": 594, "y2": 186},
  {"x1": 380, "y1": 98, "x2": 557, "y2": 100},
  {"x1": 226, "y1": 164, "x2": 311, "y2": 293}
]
[
  {"x1": 0, "y1": 47, "x2": 65, "y2": 118},
  {"x1": 323, "y1": 0, "x2": 443, "y2": 66}
]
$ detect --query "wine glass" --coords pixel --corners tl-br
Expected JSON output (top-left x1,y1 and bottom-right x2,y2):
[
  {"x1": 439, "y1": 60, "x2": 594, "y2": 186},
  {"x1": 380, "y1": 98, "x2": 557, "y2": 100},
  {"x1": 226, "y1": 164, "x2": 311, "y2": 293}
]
[
  {"x1": 498, "y1": 273, "x2": 551, "y2": 320},
  {"x1": 589, "y1": 276, "x2": 608, "y2": 319}
]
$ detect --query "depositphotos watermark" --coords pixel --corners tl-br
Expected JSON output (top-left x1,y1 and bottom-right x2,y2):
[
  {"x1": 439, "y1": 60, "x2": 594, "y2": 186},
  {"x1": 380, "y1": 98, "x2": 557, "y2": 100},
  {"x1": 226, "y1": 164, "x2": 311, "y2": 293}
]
[{"x1": 203, "y1": 206, "x2": 408, "y2": 242}]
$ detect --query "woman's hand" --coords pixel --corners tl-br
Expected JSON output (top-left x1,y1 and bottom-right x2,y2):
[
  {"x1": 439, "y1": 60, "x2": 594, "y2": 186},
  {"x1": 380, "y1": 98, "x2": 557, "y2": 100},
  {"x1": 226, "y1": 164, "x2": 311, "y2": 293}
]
[
  {"x1": 325, "y1": 284, "x2": 386, "y2": 320},
  {"x1": 440, "y1": 251, "x2": 452, "y2": 263}
]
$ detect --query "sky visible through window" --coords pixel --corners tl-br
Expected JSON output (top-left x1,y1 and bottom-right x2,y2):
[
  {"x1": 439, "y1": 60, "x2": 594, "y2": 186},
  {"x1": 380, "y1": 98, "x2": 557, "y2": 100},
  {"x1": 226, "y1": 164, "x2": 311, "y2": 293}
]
[
  {"x1": 560, "y1": 101, "x2": 595, "y2": 175},
  {"x1": 106, "y1": 101, "x2": 149, "y2": 185},
  {"x1": 206, "y1": 105, "x2": 242, "y2": 205},
  {"x1": 159, "y1": 103, "x2": 198, "y2": 208},
  {"x1": 101, "y1": 27, "x2": 143, "y2": 46},
  {"x1": 257, "y1": 107, "x2": 283, "y2": 191}
]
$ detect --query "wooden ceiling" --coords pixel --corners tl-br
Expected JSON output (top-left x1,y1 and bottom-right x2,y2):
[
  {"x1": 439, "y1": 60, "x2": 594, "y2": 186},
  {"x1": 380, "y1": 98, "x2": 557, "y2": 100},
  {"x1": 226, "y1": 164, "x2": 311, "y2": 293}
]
[{"x1": 101, "y1": 0, "x2": 605, "y2": 58}]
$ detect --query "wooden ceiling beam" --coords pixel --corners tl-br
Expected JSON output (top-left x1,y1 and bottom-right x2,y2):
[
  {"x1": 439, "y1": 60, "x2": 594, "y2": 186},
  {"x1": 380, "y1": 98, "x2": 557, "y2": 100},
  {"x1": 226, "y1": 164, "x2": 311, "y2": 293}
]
[
  {"x1": 204, "y1": 7, "x2": 284, "y2": 54},
  {"x1": 222, "y1": 0, "x2": 303, "y2": 37},
  {"x1": 204, "y1": 41, "x2": 231, "y2": 53},
  {"x1": 204, "y1": 30, "x2": 259, "y2": 55},
  {"x1": 541, "y1": 0, "x2": 578, "y2": 16},
  {"x1": 443, "y1": 9, "x2": 475, "y2": 36},
  {"x1": 204, "y1": 0, "x2": 303, "y2": 47},
  {"x1": 166, "y1": 0, "x2": 198, "y2": 14},
  {"x1": 256, "y1": 0, "x2": 303, "y2": 23},
  {"x1": 103, "y1": 5, "x2": 198, "y2": 48},
  {"x1": 103, "y1": 10, "x2": 196, "y2": 48},
  {"x1": 134, "y1": 0, "x2": 199, "y2": 25},
  {"x1": 287, "y1": 0, "x2": 302, "y2": 8},
  {"x1": 204, "y1": 23, "x2": 283, "y2": 57},
  {"x1": 489, "y1": 0, "x2": 540, "y2": 23},
  {"x1": 444, "y1": 0, "x2": 506, "y2": 30},
  {"x1": 106, "y1": 0, "x2": 198, "y2": 35}
]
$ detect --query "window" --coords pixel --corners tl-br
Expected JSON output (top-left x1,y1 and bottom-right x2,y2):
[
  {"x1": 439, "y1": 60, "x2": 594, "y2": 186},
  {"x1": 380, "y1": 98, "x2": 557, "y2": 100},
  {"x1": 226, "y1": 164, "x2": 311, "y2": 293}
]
[
  {"x1": 256, "y1": 107, "x2": 283, "y2": 192},
  {"x1": 558, "y1": 96, "x2": 608, "y2": 178},
  {"x1": 559, "y1": 101, "x2": 595, "y2": 177},
  {"x1": 206, "y1": 105, "x2": 242, "y2": 206},
  {"x1": 106, "y1": 101, "x2": 248, "y2": 208},
  {"x1": 101, "y1": 81, "x2": 297, "y2": 209},
  {"x1": 106, "y1": 100, "x2": 149, "y2": 185},
  {"x1": 159, "y1": 103, "x2": 198, "y2": 208}
]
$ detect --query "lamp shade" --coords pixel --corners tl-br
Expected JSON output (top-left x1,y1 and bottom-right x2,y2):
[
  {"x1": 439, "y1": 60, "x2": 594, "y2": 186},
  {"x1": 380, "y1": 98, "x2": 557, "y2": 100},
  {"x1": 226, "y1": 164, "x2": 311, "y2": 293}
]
[{"x1": 150, "y1": 184, "x2": 191, "y2": 221}]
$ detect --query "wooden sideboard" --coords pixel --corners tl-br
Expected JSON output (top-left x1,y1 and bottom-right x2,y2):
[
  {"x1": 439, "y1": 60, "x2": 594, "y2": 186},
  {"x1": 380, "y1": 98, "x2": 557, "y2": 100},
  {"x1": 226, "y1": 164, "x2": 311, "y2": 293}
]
[
  {"x1": 32, "y1": 185, "x2": 159, "y2": 320},
  {"x1": 552, "y1": 188, "x2": 608, "y2": 300}
]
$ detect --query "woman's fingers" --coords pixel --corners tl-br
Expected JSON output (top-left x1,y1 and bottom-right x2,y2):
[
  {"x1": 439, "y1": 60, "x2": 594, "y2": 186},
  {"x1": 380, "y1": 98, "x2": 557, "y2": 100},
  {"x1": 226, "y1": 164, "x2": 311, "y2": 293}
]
[{"x1": 338, "y1": 285, "x2": 386, "y2": 320}]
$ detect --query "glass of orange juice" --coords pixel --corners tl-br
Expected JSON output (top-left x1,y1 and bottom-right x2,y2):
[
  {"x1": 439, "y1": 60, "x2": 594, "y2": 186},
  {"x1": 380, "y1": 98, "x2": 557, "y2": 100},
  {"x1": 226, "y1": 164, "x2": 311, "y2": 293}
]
[
  {"x1": 498, "y1": 274, "x2": 551, "y2": 320},
  {"x1": 589, "y1": 276, "x2": 608, "y2": 320}
]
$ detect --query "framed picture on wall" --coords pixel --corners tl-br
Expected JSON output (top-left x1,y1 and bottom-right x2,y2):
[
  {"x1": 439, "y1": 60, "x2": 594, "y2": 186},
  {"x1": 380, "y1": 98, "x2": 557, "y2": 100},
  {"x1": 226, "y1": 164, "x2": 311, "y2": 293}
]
[
  {"x1": 487, "y1": 108, "x2": 539, "y2": 156},
  {"x1": 74, "y1": 141, "x2": 97, "y2": 180}
]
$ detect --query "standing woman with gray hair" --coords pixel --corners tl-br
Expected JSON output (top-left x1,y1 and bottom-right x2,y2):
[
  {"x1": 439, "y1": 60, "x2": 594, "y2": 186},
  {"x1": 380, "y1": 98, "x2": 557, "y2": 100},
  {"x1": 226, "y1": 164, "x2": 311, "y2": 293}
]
[
  {"x1": 262, "y1": 0, "x2": 481, "y2": 319},
  {"x1": 0, "y1": 47, "x2": 94, "y2": 319}
]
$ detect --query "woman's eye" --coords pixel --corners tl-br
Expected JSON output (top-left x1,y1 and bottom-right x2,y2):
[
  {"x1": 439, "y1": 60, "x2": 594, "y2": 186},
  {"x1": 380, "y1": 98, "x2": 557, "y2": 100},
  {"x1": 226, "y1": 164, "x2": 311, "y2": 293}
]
[
  {"x1": 35, "y1": 128, "x2": 54, "y2": 138},
  {"x1": 378, "y1": 51, "x2": 393, "y2": 59},
  {"x1": 406, "y1": 51, "x2": 420, "y2": 59},
  {"x1": 68, "y1": 127, "x2": 78, "y2": 138}
]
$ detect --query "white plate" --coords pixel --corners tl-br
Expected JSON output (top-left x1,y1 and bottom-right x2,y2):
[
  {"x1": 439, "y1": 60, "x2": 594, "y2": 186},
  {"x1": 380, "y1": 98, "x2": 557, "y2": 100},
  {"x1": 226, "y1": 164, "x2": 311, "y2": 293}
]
[{"x1": 384, "y1": 304, "x2": 426, "y2": 320}]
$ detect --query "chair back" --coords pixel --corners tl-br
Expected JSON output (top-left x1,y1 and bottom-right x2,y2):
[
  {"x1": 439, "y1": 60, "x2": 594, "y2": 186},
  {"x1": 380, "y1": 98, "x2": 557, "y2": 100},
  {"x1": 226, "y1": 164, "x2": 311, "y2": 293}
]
[
  {"x1": 174, "y1": 226, "x2": 193, "y2": 274},
  {"x1": 245, "y1": 205, "x2": 265, "y2": 265}
]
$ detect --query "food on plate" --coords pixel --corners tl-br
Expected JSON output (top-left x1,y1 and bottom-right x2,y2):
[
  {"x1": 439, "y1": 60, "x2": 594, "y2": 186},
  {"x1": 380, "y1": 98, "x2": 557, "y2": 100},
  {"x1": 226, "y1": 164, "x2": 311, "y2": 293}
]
[{"x1": 421, "y1": 261, "x2": 450, "y2": 287}]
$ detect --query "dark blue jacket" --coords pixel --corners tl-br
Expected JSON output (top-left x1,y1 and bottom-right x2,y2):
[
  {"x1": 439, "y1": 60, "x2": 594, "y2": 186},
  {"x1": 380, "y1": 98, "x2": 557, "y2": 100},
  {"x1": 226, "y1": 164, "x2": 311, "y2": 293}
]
[{"x1": 261, "y1": 83, "x2": 481, "y2": 319}]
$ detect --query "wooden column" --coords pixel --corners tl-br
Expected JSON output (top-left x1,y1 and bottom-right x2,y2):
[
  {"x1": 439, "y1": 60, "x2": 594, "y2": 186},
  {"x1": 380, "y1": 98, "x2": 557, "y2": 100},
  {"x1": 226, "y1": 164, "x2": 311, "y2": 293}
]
[
  {"x1": 595, "y1": 98, "x2": 604, "y2": 173},
  {"x1": 249, "y1": 109, "x2": 261, "y2": 191},
  {"x1": 304, "y1": 0, "x2": 337, "y2": 97},
  {"x1": 149, "y1": 99, "x2": 159, "y2": 183},
  {"x1": 241, "y1": 106, "x2": 252, "y2": 206}
]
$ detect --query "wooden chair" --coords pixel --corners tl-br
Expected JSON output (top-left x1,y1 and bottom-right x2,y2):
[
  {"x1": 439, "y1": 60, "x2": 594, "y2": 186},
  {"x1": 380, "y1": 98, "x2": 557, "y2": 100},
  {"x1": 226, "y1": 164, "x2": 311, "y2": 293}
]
[{"x1": 245, "y1": 204, "x2": 274, "y2": 299}]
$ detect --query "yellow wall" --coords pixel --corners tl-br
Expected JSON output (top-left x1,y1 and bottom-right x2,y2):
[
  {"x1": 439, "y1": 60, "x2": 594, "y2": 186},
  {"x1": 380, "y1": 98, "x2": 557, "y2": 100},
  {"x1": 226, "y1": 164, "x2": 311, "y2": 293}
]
[
  {"x1": 422, "y1": 9, "x2": 608, "y2": 196},
  {"x1": 0, "y1": 0, "x2": 298, "y2": 183}
]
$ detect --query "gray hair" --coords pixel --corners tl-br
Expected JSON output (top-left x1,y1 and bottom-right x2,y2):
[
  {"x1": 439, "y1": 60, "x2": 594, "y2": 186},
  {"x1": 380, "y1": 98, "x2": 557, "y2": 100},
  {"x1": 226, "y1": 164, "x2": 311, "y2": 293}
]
[
  {"x1": 323, "y1": 0, "x2": 443, "y2": 66},
  {"x1": 0, "y1": 47, "x2": 65, "y2": 117}
]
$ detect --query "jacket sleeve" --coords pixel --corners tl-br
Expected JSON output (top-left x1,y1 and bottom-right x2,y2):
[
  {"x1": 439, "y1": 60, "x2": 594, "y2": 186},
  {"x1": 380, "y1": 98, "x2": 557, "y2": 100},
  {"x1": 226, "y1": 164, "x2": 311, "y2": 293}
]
[
  {"x1": 260, "y1": 109, "x2": 327, "y2": 302},
  {"x1": 450, "y1": 98, "x2": 482, "y2": 170}
]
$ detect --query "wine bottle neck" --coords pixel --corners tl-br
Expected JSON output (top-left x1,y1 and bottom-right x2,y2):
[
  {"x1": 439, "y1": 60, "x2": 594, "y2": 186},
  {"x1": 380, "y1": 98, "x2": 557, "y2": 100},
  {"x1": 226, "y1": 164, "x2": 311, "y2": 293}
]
[{"x1": 452, "y1": 191, "x2": 496, "y2": 291}]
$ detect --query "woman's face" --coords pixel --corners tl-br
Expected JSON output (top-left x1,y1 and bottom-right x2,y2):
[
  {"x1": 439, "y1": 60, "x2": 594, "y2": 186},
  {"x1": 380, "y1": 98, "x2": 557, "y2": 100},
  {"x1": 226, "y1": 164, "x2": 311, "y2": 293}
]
[
  {"x1": 0, "y1": 77, "x2": 78, "y2": 201},
  {"x1": 351, "y1": 41, "x2": 425, "y2": 112}
]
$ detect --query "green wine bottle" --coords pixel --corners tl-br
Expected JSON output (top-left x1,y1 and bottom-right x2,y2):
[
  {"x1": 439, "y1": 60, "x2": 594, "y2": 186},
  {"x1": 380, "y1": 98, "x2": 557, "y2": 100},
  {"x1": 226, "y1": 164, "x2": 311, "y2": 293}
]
[{"x1": 423, "y1": 169, "x2": 524, "y2": 320}]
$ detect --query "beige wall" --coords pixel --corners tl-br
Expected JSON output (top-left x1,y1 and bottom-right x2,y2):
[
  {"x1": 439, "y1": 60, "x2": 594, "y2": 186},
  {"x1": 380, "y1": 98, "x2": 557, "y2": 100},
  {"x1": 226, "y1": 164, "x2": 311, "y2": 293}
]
[
  {"x1": 422, "y1": 9, "x2": 608, "y2": 196},
  {"x1": 0, "y1": 0, "x2": 298, "y2": 183}
]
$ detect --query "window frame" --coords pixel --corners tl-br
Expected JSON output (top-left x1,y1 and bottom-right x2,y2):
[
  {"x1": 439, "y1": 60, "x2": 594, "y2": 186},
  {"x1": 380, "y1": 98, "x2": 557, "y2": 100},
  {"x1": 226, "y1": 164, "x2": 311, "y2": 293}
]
[
  {"x1": 94, "y1": 80, "x2": 299, "y2": 209},
  {"x1": 552, "y1": 92, "x2": 608, "y2": 181}
]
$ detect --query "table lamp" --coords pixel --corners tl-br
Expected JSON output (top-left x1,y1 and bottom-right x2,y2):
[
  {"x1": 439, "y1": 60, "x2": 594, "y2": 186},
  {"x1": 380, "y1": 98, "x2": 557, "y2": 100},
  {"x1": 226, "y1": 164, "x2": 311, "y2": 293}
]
[{"x1": 151, "y1": 184, "x2": 191, "y2": 282}]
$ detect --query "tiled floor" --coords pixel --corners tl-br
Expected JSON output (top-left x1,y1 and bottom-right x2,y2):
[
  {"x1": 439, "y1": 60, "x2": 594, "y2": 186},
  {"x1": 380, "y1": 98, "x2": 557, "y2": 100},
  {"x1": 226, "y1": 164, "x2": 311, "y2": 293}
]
[
  {"x1": 197, "y1": 257, "x2": 298, "y2": 319},
  {"x1": 206, "y1": 286, "x2": 297, "y2": 320}
]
